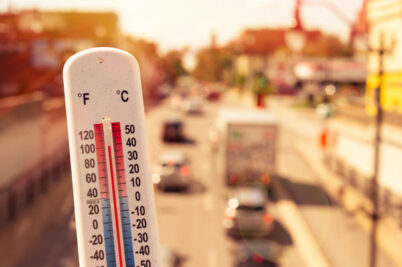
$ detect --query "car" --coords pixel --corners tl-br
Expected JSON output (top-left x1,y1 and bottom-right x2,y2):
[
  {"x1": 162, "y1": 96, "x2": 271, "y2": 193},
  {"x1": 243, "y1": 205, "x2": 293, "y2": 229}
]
[
  {"x1": 182, "y1": 97, "x2": 202, "y2": 114},
  {"x1": 153, "y1": 151, "x2": 191, "y2": 191},
  {"x1": 233, "y1": 240, "x2": 279, "y2": 267},
  {"x1": 170, "y1": 94, "x2": 183, "y2": 110},
  {"x1": 162, "y1": 118, "x2": 186, "y2": 143},
  {"x1": 206, "y1": 90, "x2": 221, "y2": 101},
  {"x1": 223, "y1": 187, "x2": 274, "y2": 238}
]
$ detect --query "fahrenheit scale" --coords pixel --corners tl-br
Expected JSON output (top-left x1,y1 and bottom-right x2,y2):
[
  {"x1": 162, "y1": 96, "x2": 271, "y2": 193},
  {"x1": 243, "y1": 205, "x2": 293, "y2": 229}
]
[{"x1": 63, "y1": 48, "x2": 160, "y2": 267}]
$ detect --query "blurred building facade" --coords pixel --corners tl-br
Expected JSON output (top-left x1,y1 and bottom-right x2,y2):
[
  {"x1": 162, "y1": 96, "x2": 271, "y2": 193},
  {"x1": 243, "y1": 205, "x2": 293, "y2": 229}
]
[
  {"x1": 228, "y1": 0, "x2": 371, "y2": 94},
  {"x1": 0, "y1": 10, "x2": 119, "y2": 97},
  {"x1": 230, "y1": 28, "x2": 359, "y2": 93},
  {"x1": 121, "y1": 35, "x2": 167, "y2": 104},
  {"x1": 0, "y1": 10, "x2": 171, "y2": 103},
  {"x1": 366, "y1": 0, "x2": 402, "y2": 114}
]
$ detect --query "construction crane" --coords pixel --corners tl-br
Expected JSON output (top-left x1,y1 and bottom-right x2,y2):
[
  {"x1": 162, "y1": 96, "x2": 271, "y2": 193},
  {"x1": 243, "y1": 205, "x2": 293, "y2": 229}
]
[{"x1": 292, "y1": 0, "x2": 367, "y2": 47}]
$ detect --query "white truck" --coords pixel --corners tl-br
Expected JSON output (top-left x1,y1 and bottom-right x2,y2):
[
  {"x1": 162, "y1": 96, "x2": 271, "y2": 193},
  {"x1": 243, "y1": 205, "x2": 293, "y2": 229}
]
[{"x1": 214, "y1": 108, "x2": 277, "y2": 187}]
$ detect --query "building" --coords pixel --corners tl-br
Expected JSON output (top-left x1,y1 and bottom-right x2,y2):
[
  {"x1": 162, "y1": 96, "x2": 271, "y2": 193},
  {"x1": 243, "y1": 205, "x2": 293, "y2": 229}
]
[
  {"x1": 0, "y1": 10, "x2": 119, "y2": 97},
  {"x1": 366, "y1": 0, "x2": 402, "y2": 114},
  {"x1": 230, "y1": 28, "x2": 341, "y2": 92}
]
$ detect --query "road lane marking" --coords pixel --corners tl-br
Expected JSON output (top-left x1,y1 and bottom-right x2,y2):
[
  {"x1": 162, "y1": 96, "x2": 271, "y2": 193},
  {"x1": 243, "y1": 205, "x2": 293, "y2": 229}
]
[
  {"x1": 203, "y1": 193, "x2": 214, "y2": 212},
  {"x1": 272, "y1": 179, "x2": 332, "y2": 267},
  {"x1": 207, "y1": 248, "x2": 217, "y2": 267}
]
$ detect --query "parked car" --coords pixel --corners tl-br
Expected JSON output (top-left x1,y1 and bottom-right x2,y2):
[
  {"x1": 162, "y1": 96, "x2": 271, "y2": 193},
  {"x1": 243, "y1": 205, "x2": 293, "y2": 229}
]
[
  {"x1": 233, "y1": 240, "x2": 279, "y2": 267},
  {"x1": 223, "y1": 187, "x2": 274, "y2": 238},
  {"x1": 153, "y1": 151, "x2": 191, "y2": 191},
  {"x1": 162, "y1": 118, "x2": 186, "y2": 143}
]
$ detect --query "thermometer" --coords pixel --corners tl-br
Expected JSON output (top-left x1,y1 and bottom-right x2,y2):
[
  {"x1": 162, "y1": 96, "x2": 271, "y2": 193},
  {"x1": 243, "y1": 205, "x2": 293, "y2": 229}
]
[{"x1": 63, "y1": 48, "x2": 160, "y2": 267}]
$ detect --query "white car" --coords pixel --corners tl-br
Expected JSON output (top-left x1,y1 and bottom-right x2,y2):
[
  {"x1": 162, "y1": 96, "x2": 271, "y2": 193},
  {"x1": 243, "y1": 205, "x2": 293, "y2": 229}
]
[
  {"x1": 153, "y1": 151, "x2": 191, "y2": 191},
  {"x1": 182, "y1": 98, "x2": 202, "y2": 114},
  {"x1": 223, "y1": 187, "x2": 274, "y2": 238}
]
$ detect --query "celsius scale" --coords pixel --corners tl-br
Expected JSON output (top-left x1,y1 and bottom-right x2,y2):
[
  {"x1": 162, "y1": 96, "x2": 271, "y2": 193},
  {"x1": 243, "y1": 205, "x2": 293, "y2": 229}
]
[{"x1": 63, "y1": 48, "x2": 160, "y2": 267}]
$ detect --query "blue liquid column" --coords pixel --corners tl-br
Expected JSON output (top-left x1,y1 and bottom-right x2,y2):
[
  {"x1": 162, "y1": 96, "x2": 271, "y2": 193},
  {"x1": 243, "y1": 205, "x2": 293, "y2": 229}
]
[{"x1": 101, "y1": 199, "x2": 117, "y2": 267}]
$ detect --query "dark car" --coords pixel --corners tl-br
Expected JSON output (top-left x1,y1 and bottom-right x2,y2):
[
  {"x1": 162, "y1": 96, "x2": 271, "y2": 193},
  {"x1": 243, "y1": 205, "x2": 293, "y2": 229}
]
[
  {"x1": 206, "y1": 90, "x2": 221, "y2": 101},
  {"x1": 162, "y1": 118, "x2": 186, "y2": 143}
]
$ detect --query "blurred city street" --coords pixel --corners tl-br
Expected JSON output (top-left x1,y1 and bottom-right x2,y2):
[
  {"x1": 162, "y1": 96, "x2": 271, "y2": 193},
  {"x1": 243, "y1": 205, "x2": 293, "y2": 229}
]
[
  {"x1": 0, "y1": 91, "x2": 399, "y2": 267},
  {"x1": 2, "y1": 0, "x2": 402, "y2": 267}
]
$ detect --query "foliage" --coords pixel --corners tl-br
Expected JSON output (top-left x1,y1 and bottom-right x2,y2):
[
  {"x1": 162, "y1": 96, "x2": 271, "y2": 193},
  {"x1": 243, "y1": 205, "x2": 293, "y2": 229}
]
[
  {"x1": 252, "y1": 72, "x2": 273, "y2": 95},
  {"x1": 160, "y1": 50, "x2": 187, "y2": 85},
  {"x1": 193, "y1": 47, "x2": 233, "y2": 82},
  {"x1": 303, "y1": 35, "x2": 353, "y2": 57},
  {"x1": 122, "y1": 36, "x2": 165, "y2": 101},
  {"x1": 234, "y1": 73, "x2": 246, "y2": 87}
]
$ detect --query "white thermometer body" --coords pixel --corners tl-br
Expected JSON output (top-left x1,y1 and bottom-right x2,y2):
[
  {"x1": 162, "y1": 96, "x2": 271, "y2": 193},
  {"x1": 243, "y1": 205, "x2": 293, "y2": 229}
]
[{"x1": 63, "y1": 48, "x2": 160, "y2": 267}]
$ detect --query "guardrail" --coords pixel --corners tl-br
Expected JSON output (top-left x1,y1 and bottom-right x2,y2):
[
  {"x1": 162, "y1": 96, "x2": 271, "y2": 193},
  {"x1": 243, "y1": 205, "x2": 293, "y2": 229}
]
[
  {"x1": 0, "y1": 94, "x2": 69, "y2": 227},
  {"x1": 0, "y1": 147, "x2": 69, "y2": 224},
  {"x1": 323, "y1": 132, "x2": 402, "y2": 227}
]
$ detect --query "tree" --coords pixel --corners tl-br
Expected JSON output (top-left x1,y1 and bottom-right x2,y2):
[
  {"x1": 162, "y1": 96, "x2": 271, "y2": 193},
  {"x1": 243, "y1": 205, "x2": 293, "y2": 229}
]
[
  {"x1": 122, "y1": 36, "x2": 165, "y2": 103},
  {"x1": 193, "y1": 47, "x2": 233, "y2": 82},
  {"x1": 160, "y1": 50, "x2": 186, "y2": 85},
  {"x1": 303, "y1": 34, "x2": 352, "y2": 57}
]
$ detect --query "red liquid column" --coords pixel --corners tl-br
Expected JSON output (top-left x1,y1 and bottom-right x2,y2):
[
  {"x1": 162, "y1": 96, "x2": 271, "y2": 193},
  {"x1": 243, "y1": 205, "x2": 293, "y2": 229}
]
[{"x1": 112, "y1": 123, "x2": 128, "y2": 196}]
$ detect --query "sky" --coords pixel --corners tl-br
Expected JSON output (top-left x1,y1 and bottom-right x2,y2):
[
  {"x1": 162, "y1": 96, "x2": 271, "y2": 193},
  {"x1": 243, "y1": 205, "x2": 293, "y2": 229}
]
[{"x1": 0, "y1": 0, "x2": 364, "y2": 52}]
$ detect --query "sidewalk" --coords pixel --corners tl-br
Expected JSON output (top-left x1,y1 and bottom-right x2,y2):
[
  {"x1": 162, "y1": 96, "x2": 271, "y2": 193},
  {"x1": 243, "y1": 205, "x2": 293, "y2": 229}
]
[{"x1": 297, "y1": 139, "x2": 402, "y2": 267}]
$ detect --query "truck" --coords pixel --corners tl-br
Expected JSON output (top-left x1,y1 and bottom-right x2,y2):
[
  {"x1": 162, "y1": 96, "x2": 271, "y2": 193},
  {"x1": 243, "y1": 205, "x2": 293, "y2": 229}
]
[{"x1": 214, "y1": 108, "x2": 277, "y2": 187}]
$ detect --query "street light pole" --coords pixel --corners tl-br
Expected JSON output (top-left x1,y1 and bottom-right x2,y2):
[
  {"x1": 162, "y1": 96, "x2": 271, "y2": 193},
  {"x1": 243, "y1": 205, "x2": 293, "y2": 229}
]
[{"x1": 368, "y1": 33, "x2": 393, "y2": 267}]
